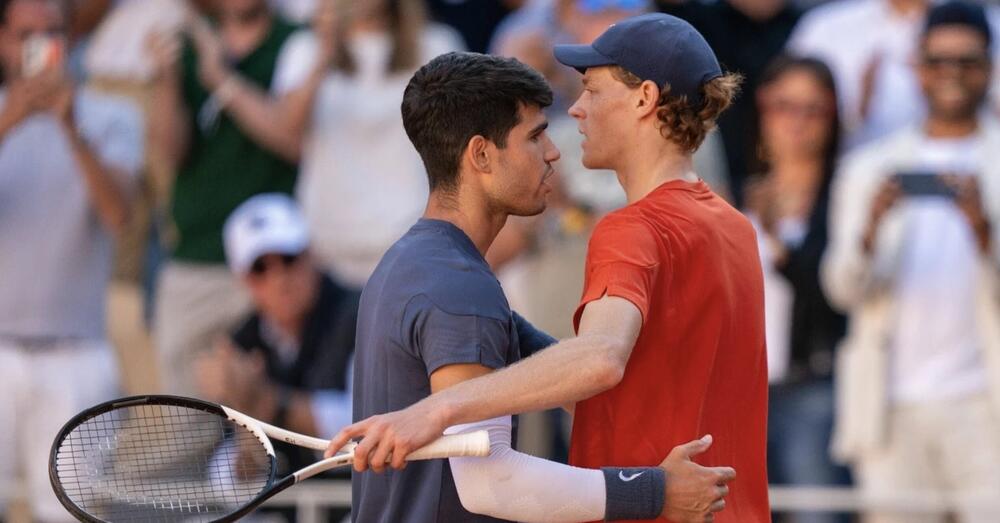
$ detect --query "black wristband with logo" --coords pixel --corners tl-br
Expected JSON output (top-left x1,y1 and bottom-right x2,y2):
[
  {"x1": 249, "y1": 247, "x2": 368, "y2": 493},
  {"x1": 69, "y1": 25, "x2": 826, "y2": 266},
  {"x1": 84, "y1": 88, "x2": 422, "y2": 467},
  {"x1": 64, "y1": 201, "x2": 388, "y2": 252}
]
[{"x1": 601, "y1": 467, "x2": 665, "y2": 521}]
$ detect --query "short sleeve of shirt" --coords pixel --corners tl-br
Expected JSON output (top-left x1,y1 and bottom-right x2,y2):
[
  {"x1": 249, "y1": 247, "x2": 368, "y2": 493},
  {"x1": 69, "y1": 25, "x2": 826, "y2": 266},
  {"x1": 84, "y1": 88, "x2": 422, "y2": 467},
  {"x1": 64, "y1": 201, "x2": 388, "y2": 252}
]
[
  {"x1": 271, "y1": 30, "x2": 318, "y2": 96},
  {"x1": 573, "y1": 214, "x2": 665, "y2": 331},
  {"x1": 404, "y1": 294, "x2": 511, "y2": 377}
]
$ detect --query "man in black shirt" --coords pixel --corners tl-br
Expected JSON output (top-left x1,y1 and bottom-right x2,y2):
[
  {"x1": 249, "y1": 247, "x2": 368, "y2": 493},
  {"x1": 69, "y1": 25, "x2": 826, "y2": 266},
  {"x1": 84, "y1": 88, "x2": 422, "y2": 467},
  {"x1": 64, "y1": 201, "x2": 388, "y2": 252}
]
[{"x1": 198, "y1": 193, "x2": 359, "y2": 476}]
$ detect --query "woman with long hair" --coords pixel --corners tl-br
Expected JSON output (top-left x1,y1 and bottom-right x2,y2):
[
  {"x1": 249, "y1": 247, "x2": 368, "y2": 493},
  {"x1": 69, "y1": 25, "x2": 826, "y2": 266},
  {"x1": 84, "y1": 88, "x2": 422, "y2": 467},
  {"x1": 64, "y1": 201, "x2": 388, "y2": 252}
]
[
  {"x1": 746, "y1": 54, "x2": 851, "y2": 523},
  {"x1": 281, "y1": 0, "x2": 464, "y2": 289}
]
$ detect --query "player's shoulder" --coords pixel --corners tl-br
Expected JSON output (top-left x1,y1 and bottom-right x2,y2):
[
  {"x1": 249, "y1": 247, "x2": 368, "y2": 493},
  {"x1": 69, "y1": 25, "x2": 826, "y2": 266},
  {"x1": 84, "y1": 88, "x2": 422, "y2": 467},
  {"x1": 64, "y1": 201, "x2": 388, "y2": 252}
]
[
  {"x1": 382, "y1": 225, "x2": 510, "y2": 322},
  {"x1": 416, "y1": 265, "x2": 509, "y2": 322},
  {"x1": 587, "y1": 209, "x2": 663, "y2": 267},
  {"x1": 593, "y1": 206, "x2": 657, "y2": 237}
]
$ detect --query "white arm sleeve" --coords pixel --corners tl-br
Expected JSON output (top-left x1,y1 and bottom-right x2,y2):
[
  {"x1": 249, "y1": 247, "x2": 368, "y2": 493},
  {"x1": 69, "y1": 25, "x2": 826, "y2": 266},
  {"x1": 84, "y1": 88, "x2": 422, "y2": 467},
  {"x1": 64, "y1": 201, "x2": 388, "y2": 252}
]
[{"x1": 445, "y1": 416, "x2": 605, "y2": 523}]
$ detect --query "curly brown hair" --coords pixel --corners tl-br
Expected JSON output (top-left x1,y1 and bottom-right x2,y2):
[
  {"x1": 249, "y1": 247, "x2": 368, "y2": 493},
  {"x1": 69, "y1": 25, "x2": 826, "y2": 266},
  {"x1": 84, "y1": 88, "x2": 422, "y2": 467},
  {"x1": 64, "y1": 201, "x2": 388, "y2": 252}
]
[{"x1": 610, "y1": 66, "x2": 743, "y2": 153}]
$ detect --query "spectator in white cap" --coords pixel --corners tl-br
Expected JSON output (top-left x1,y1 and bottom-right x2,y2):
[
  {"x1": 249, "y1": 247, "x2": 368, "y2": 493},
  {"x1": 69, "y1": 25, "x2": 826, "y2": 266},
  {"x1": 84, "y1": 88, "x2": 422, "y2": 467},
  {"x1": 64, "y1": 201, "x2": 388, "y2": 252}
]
[{"x1": 196, "y1": 193, "x2": 359, "y2": 490}]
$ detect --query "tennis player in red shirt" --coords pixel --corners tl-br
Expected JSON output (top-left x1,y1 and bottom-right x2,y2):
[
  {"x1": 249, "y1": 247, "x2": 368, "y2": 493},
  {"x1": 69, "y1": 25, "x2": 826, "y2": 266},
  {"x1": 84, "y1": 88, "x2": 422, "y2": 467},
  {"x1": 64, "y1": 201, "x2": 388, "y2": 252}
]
[{"x1": 329, "y1": 13, "x2": 769, "y2": 523}]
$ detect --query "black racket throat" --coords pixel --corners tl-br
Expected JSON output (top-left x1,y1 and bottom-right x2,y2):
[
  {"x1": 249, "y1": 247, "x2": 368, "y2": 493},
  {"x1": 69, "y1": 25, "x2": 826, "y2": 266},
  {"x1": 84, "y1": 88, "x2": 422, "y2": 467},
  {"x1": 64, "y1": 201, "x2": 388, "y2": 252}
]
[{"x1": 49, "y1": 395, "x2": 285, "y2": 523}]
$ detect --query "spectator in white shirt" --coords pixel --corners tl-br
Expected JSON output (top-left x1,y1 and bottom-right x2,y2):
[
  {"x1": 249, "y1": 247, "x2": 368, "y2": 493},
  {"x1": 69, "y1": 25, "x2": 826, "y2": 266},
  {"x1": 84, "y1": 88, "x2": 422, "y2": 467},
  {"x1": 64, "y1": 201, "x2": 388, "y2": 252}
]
[
  {"x1": 277, "y1": 0, "x2": 464, "y2": 288},
  {"x1": 822, "y1": 3, "x2": 1000, "y2": 522}
]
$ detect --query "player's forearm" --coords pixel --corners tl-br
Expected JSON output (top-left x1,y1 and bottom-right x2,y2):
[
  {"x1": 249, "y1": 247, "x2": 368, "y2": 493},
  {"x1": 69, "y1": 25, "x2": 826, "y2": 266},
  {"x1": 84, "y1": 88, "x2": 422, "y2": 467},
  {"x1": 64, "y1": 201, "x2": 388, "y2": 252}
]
[
  {"x1": 449, "y1": 417, "x2": 665, "y2": 522},
  {"x1": 434, "y1": 333, "x2": 625, "y2": 427},
  {"x1": 449, "y1": 417, "x2": 605, "y2": 522}
]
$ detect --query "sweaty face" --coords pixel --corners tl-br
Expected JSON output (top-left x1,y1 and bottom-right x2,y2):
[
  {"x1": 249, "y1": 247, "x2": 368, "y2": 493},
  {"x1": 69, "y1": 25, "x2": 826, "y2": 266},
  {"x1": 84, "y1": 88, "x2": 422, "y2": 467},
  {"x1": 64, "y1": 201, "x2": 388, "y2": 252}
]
[
  {"x1": 917, "y1": 26, "x2": 991, "y2": 123},
  {"x1": 488, "y1": 104, "x2": 561, "y2": 217},
  {"x1": 567, "y1": 66, "x2": 636, "y2": 170}
]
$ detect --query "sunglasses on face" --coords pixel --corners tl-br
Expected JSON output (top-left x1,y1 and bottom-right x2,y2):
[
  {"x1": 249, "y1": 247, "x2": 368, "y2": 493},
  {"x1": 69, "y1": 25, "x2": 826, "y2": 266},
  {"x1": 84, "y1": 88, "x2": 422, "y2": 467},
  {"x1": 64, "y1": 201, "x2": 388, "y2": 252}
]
[
  {"x1": 762, "y1": 98, "x2": 833, "y2": 120},
  {"x1": 921, "y1": 53, "x2": 990, "y2": 71},
  {"x1": 249, "y1": 253, "x2": 302, "y2": 276}
]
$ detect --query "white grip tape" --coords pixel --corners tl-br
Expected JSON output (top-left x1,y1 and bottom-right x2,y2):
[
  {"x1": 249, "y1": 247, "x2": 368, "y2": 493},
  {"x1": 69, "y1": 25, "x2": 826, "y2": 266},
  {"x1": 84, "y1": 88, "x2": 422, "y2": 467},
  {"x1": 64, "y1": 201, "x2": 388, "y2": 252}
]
[
  {"x1": 407, "y1": 430, "x2": 491, "y2": 460},
  {"x1": 293, "y1": 431, "x2": 491, "y2": 482}
]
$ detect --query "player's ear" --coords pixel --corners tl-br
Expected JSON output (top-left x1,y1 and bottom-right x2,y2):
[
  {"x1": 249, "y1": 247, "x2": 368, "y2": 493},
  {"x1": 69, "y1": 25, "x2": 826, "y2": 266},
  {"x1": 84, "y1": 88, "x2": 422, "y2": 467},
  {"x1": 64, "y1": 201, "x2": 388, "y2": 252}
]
[
  {"x1": 466, "y1": 135, "x2": 493, "y2": 174},
  {"x1": 635, "y1": 79, "x2": 660, "y2": 118}
]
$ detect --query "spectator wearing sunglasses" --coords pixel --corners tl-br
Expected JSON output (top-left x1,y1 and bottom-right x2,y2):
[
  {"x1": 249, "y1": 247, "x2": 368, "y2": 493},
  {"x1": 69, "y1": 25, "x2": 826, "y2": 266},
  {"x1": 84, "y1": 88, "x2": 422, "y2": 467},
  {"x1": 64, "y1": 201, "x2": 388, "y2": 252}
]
[
  {"x1": 198, "y1": 193, "x2": 359, "y2": 480},
  {"x1": 822, "y1": 3, "x2": 1000, "y2": 521},
  {"x1": 787, "y1": 0, "x2": 1000, "y2": 150},
  {"x1": 744, "y1": 55, "x2": 851, "y2": 523}
]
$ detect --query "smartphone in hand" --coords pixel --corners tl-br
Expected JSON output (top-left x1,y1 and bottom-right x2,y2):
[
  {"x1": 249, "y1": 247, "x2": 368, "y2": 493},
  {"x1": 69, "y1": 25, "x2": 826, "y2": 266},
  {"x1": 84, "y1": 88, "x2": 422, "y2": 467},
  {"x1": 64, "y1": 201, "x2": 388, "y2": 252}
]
[
  {"x1": 894, "y1": 172, "x2": 957, "y2": 197},
  {"x1": 22, "y1": 34, "x2": 63, "y2": 77}
]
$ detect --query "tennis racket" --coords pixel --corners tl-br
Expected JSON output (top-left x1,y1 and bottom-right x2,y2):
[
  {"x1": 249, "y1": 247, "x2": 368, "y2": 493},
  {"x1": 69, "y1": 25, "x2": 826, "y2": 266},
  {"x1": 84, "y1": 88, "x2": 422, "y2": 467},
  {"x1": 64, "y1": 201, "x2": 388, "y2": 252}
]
[{"x1": 49, "y1": 395, "x2": 489, "y2": 522}]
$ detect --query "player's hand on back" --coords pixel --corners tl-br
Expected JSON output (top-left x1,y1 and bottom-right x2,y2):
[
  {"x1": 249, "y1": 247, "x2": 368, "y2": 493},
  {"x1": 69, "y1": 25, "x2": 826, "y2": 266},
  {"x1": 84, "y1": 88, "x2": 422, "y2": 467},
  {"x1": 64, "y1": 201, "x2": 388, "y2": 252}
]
[
  {"x1": 658, "y1": 435, "x2": 736, "y2": 523},
  {"x1": 324, "y1": 398, "x2": 448, "y2": 473}
]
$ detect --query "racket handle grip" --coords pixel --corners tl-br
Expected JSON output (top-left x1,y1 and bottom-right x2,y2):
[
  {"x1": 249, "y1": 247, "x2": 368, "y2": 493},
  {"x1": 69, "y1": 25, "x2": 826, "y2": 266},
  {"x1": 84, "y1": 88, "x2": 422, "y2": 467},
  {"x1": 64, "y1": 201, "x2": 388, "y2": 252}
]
[{"x1": 407, "y1": 430, "x2": 491, "y2": 460}]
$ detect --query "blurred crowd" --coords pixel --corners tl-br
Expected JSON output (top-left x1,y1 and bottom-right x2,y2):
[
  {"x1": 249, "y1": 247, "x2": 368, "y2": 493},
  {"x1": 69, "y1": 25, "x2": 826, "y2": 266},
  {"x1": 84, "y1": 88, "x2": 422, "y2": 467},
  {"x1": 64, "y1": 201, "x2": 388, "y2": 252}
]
[{"x1": 1, "y1": 0, "x2": 1000, "y2": 522}]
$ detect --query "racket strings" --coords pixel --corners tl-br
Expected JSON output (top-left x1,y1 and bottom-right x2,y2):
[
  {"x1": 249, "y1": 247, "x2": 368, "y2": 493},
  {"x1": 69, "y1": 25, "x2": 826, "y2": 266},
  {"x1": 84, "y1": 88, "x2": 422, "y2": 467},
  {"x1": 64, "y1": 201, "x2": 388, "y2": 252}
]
[{"x1": 53, "y1": 404, "x2": 273, "y2": 522}]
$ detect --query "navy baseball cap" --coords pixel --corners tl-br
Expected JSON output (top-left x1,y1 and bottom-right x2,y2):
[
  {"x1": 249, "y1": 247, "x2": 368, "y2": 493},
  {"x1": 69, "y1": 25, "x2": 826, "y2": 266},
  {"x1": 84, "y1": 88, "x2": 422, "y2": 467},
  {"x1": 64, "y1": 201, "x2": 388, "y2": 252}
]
[
  {"x1": 923, "y1": 0, "x2": 992, "y2": 46},
  {"x1": 554, "y1": 13, "x2": 722, "y2": 104}
]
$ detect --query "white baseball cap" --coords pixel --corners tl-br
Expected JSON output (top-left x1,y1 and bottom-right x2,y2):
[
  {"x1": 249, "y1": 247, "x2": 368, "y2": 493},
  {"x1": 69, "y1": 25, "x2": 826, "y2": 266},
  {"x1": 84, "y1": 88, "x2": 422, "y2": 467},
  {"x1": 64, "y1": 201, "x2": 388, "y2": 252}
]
[{"x1": 223, "y1": 193, "x2": 310, "y2": 275}]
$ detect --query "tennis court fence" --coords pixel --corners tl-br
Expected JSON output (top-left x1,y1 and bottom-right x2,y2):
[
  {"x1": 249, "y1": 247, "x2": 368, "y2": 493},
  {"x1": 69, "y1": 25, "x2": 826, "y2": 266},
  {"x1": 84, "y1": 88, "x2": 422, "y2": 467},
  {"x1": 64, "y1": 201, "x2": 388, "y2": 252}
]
[
  {"x1": 263, "y1": 482, "x2": 1000, "y2": 523},
  {"x1": 4, "y1": 481, "x2": 999, "y2": 522}
]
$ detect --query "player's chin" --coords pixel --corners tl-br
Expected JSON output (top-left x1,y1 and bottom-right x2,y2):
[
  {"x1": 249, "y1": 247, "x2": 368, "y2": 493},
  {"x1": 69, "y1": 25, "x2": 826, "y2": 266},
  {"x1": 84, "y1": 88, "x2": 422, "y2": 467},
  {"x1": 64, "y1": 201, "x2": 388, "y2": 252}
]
[
  {"x1": 509, "y1": 199, "x2": 548, "y2": 217},
  {"x1": 580, "y1": 150, "x2": 606, "y2": 170}
]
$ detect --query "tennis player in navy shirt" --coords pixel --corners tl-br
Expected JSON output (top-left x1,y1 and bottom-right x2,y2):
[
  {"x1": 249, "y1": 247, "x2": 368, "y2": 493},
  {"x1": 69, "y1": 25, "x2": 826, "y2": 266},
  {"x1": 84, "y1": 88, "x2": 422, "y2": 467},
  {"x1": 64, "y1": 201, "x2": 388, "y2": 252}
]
[{"x1": 352, "y1": 216, "x2": 524, "y2": 522}]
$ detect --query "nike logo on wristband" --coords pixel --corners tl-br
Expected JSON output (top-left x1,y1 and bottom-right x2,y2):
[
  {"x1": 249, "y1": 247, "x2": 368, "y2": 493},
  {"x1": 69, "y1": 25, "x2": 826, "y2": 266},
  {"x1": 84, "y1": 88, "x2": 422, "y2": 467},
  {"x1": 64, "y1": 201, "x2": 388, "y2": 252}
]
[{"x1": 619, "y1": 471, "x2": 644, "y2": 482}]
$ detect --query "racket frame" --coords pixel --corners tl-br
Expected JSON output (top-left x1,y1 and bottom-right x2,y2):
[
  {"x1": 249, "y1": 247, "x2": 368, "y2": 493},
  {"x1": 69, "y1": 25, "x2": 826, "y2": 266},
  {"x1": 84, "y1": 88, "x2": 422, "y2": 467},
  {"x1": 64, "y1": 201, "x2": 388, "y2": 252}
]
[{"x1": 49, "y1": 394, "x2": 489, "y2": 522}]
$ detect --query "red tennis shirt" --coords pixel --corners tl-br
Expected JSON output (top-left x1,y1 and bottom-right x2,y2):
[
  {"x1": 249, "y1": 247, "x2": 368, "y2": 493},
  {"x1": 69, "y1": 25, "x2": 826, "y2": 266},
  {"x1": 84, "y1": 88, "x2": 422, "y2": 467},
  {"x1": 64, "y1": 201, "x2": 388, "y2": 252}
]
[{"x1": 570, "y1": 180, "x2": 770, "y2": 523}]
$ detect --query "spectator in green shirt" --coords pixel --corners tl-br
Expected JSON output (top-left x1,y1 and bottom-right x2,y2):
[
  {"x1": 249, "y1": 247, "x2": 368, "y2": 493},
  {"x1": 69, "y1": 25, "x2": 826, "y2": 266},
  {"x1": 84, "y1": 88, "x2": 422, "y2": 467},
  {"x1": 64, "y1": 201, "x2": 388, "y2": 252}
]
[{"x1": 147, "y1": 0, "x2": 321, "y2": 395}]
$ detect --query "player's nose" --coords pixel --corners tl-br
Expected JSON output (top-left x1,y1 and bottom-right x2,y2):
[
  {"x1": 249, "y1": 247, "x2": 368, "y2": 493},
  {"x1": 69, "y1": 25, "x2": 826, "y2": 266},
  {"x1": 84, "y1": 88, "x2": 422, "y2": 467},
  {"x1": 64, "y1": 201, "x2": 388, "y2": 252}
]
[{"x1": 545, "y1": 140, "x2": 561, "y2": 163}]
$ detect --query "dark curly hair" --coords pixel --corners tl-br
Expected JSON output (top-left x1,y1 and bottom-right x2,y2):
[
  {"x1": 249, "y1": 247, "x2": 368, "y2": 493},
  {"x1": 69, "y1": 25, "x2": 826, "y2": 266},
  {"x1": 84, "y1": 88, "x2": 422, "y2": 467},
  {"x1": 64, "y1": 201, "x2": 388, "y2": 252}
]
[{"x1": 401, "y1": 51, "x2": 553, "y2": 193}]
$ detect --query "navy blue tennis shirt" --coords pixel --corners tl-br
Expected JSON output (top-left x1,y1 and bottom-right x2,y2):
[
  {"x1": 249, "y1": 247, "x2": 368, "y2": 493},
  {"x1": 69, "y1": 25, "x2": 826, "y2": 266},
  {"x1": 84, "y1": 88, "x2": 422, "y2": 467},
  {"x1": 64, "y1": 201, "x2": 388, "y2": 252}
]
[{"x1": 351, "y1": 218, "x2": 553, "y2": 523}]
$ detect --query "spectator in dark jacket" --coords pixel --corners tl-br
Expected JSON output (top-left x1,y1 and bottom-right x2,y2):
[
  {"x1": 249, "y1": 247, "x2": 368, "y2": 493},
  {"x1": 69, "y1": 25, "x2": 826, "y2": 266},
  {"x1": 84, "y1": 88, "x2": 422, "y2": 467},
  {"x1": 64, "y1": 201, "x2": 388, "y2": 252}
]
[{"x1": 744, "y1": 55, "x2": 851, "y2": 523}]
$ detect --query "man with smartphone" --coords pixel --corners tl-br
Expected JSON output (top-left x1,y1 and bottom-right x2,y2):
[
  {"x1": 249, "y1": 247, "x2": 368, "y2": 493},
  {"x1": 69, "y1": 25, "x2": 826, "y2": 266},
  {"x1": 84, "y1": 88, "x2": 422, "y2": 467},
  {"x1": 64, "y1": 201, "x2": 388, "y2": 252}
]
[
  {"x1": 0, "y1": 0, "x2": 143, "y2": 520},
  {"x1": 822, "y1": 2, "x2": 1000, "y2": 521}
]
